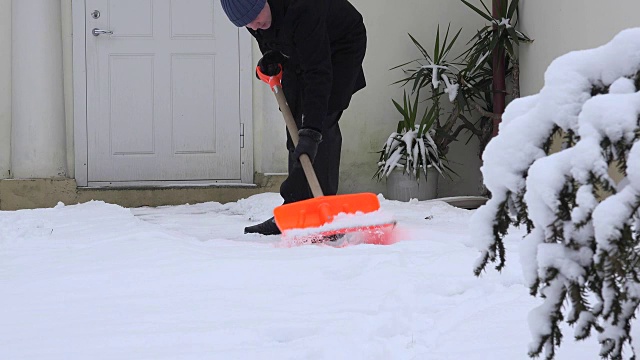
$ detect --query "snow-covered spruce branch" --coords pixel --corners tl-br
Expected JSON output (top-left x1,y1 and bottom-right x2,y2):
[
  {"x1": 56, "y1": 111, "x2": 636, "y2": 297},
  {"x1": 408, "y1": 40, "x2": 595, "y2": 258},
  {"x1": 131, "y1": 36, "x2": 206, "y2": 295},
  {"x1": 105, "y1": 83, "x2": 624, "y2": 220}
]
[{"x1": 471, "y1": 28, "x2": 640, "y2": 359}]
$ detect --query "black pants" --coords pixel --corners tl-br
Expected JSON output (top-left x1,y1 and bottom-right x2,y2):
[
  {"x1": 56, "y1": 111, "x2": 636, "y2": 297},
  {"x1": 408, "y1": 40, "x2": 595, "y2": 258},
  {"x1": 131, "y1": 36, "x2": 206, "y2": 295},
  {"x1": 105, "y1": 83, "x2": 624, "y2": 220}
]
[{"x1": 280, "y1": 111, "x2": 343, "y2": 204}]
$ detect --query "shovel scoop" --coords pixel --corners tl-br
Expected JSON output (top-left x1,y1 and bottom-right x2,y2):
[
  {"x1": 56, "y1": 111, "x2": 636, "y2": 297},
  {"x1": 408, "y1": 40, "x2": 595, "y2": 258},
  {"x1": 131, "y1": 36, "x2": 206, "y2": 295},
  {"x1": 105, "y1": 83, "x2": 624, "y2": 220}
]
[{"x1": 257, "y1": 64, "x2": 396, "y2": 245}]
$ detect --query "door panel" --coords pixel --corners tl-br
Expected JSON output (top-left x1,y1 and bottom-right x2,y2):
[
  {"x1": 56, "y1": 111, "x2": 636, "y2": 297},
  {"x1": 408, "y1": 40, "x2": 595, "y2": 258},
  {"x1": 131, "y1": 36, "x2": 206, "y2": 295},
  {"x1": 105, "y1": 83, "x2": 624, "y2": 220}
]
[
  {"x1": 86, "y1": 0, "x2": 241, "y2": 183},
  {"x1": 170, "y1": 0, "x2": 215, "y2": 38},
  {"x1": 171, "y1": 55, "x2": 217, "y2": 154},
  {"x1": 109, "y1": 55, "x2": 155, "y2": 155},
  {"x1": 109, "y1": 0, "x2": 153, "y2": 37}
]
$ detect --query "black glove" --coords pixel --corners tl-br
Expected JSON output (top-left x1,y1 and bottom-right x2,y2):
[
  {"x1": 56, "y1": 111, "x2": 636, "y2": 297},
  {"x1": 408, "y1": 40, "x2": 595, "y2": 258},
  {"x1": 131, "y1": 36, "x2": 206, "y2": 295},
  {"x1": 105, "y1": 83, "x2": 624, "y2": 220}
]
[
  {"x1": 293, "y1": 128, "x2": 323, "y2": 167},
  {"x1": 257, "y1": 50, "x2": 287, "y2": 77}
]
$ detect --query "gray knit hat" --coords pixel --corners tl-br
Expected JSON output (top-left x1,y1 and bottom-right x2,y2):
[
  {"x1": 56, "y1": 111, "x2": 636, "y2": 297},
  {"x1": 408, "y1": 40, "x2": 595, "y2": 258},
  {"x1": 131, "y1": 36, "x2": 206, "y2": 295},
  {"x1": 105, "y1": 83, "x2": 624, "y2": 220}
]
[{"x1": 220, "y1": 0, "x2": 267, "y2": 27}]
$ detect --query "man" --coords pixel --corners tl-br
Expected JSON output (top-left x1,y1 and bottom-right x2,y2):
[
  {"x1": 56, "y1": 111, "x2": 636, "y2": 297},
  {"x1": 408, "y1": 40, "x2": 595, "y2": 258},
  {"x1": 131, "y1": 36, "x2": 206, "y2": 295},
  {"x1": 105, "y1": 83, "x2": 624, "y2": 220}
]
[{"x1": 220, "y1": 0, "x2": 367, "y2": 235}]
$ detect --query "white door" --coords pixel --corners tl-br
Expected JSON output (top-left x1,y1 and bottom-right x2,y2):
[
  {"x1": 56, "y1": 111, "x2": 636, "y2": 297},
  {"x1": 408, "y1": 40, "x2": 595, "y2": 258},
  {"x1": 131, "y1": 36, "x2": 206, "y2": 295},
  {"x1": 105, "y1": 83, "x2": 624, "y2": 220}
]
[{"x1": 85, "y1": 0, "x2": 241, "y2": 184}]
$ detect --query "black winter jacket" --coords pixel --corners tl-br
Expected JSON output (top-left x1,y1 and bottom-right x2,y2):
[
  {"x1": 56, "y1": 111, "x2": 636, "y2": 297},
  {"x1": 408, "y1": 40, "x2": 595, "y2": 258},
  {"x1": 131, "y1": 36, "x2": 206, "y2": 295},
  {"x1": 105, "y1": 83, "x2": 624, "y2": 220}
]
[{"x1": 248, "y1": 0, "x2": 367, "y2": 132}]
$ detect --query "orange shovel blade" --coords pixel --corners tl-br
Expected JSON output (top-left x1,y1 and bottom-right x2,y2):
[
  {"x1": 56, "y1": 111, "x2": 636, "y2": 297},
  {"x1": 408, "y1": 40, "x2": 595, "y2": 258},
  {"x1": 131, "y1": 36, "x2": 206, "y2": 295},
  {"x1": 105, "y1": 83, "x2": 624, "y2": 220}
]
[{"x1": 273, "y1": 192, "x2": 381, "y2": 232}]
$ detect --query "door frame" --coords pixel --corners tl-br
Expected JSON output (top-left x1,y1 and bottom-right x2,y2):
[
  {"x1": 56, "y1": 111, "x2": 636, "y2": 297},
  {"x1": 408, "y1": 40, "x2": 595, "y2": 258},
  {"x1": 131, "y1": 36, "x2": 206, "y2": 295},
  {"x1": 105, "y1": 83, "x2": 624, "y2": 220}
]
[{"x1": 72, "y1": 0, "x2": 254, "y2": 187}]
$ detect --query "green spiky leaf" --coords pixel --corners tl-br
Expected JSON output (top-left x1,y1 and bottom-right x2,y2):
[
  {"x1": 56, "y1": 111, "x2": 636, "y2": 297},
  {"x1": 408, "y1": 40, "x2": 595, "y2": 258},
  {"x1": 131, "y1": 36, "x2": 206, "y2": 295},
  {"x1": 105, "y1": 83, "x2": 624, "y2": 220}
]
[{"x1": 461, "y1": 0, "x2": 494, "y2": 22}]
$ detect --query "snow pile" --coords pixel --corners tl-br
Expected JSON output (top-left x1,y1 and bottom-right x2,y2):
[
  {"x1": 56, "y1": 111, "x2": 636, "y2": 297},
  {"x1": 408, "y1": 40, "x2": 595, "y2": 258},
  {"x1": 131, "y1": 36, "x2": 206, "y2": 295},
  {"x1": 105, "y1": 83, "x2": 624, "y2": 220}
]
[
  {"x1": 471, "y1": 28, "x2": 640, "y2": 359},
  {"x1": 5, "y1": 196, "x2": 611, "y2": 359}
]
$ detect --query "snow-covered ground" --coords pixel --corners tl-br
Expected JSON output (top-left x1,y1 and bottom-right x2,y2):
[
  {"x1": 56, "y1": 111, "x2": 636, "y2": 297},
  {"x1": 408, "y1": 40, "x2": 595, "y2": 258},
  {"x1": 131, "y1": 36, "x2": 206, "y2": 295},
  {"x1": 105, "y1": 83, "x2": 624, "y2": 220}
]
[{"x1": 0, "y1": 193, "x2": 611, "y2": 359}]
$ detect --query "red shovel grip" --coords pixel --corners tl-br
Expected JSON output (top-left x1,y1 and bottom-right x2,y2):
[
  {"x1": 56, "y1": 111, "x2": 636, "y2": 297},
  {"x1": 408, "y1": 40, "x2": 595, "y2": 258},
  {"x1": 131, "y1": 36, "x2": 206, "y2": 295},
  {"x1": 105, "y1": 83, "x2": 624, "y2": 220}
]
[{"x1": 256, "y1": 64, "x2": 283, "y2": 91}]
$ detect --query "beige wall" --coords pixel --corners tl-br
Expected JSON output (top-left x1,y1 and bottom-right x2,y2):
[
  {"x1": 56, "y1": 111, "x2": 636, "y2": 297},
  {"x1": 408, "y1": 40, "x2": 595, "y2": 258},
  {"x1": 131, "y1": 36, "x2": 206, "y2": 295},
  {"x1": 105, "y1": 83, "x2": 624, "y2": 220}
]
[
  {"x1": 3, "y1": 1, "x2": 489, "y2": 198},
  {"x1": 519, "y1": 0, "x2": 640, "y2": 96},
  {"x1": 0, "y1": 0, "x2": 70, "y2": 179},
  {"x1": 239, "y1": 0, "x2": 489, "y2": 197},
  {"x1": 518, "y1": 0, "x2": 639, "y2": 186},
  {"x1": 343, "y1": 0, "x2": 486, "y2": 197},
  {"x1": 251, "y1": 44, "x2": 289, "y2": 176},
  {"x1": 35, "y1": 0, "x2": 637, "y2": 198},
  {"x1": 0, "y1": 0, "x2": 10, "y2": 178},
  {"x1": 61, "y1": 0, "x2": 74, "y2": 177}
]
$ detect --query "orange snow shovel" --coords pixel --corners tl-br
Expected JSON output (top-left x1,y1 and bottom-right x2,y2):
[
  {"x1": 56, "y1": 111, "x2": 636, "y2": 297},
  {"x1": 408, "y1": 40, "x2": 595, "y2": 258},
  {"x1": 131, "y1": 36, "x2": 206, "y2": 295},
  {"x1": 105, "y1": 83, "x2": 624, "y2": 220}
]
[{"x1": 257, "y1": 65, "x2": 396, "y2": 242}]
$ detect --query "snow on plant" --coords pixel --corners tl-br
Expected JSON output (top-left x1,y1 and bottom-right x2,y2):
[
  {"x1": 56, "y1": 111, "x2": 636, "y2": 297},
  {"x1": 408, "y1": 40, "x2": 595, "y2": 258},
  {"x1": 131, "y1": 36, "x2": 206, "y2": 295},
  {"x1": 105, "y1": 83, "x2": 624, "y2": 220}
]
[
  {"x1": 471, "y1": 28, "x2": 640, "y2": 359},
  {"x1": 375, "y1": 89, "x2": 445, "y2": 180},
  {"x1": 394, "y1": 25, "x2": 490, "y2": 159},
  {"x1": 421, "y1": 63, "x2": 449, "y2": 90},
  {"x1": 392, "y1": 0, "x2": 533, "y2": 166},
  {"x1": 441, "y1": 74, "x2": 460, "y2": 102},
  {"x1": 382, "y1": 25, "x2": 483, "y2": 183},
  {"x1": 379, "y1": 0, "x2": 532, "y2": 183}
]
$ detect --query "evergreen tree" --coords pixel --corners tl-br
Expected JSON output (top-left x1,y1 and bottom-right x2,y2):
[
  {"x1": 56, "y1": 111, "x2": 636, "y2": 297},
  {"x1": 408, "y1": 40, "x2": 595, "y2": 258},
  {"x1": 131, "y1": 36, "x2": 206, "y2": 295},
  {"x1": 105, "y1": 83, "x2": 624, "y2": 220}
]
[{"x1": 472, "y1": 29, "x2": 640, "y2": 359}]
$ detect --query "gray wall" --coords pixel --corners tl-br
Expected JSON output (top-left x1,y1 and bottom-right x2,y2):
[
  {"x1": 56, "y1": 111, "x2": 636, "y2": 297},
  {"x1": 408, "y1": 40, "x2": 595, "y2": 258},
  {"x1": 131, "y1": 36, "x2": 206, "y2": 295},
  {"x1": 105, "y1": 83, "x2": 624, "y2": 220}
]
[{"x1": 519, "y1": 0, "x2": 640, "y2": 96}]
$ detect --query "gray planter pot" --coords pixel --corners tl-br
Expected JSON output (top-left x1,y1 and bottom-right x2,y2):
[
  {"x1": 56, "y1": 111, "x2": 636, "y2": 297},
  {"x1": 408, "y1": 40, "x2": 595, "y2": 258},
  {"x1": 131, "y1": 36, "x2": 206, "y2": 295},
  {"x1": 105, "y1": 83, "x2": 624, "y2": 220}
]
[{"x1": 386, "y1": 167, "x2": 438, "y2": 201}]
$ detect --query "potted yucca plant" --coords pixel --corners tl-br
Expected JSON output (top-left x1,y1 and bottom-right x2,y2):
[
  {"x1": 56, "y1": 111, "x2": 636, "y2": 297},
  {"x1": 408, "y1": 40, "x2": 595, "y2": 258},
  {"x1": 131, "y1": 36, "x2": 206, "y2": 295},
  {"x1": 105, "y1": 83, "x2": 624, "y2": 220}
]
[
  {"x1": 375, "y1": 89, "x2": 449, "y2": 201},
  {"x1": 376, "y1": 0, "x2": 532, "y2": 201}
]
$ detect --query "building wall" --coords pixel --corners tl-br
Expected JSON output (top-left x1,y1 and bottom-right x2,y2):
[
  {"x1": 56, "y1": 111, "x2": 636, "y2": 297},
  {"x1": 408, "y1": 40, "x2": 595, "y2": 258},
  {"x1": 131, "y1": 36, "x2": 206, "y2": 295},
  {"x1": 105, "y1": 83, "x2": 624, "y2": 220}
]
[
  {"x1": 1, "y1": 1, "x2": 488, "y2": 198},
  {"x1": 519, "y1": 0, "x2": 640, "y2": 97},
  {"x1": 254, "y1": 0, "x2": 488, "y2": 197},
  {"x1": 61, "y1": 0, "x2": 74, "y2": 178},
  {"x1": 10, "y1": 0, "x2": 67, "y2": 178},
  {"x1": 338, "y1": 0, "x2": 487, "y2": 197},
  {"x1": 0, "y1": 0, "x2": 10, "y2": 178},
  {"x1": 518, "y1": 0, "x2": 639, "y2": 186}
]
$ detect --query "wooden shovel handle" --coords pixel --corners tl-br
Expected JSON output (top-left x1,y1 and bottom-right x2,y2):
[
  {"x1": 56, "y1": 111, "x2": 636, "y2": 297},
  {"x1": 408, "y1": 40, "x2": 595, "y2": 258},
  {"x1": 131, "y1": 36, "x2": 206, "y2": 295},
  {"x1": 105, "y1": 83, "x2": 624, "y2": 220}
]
[{"x1": 272, "y1": 85, "x2": 324, "y2": 198}]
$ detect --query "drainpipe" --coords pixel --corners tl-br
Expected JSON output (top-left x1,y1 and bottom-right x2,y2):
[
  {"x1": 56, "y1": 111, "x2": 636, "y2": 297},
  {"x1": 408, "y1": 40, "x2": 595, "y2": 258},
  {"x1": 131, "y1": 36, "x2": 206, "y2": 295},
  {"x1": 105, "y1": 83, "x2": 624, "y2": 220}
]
[
  {"x1": 492, "y1": 0, "x2": 506, "y2": 137},
  {"x1": 11, "y1": 0, "x2": 67, "y2": 178}
]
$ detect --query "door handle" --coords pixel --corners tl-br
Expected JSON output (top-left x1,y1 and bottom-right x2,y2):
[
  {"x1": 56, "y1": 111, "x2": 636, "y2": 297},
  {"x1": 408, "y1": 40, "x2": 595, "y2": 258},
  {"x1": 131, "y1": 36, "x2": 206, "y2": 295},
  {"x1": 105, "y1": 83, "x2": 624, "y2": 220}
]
[{"x1": 92, "y1": 28, "x2": 113, "y2": 36}]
